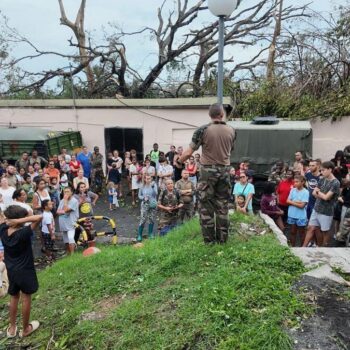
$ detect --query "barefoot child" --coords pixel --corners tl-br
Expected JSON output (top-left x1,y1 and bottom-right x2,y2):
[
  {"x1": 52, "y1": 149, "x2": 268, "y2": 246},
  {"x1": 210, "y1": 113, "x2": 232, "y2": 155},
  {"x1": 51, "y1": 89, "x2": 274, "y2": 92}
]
[
  {"x1": 41, "y1": 200, "x2": 56, "y2": 260},
  {"x1": 286, "y1": 175, "x2": 309, "y2": 246},
  {"x1": 260, "y1": 182, "x2": 285, "y2": 231},
  {"x1": 0, "y1": 206, "x2": 42, "y2": 338}
]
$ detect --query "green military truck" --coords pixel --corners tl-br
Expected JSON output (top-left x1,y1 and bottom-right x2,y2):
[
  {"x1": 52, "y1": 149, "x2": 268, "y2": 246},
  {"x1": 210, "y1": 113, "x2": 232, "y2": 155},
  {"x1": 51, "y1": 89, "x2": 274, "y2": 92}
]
[
  {"x1": 227, "y1": 118, "x2": 313, "y2": 207},
  {"x1": 0, "y1": 127, "x2": 83, "y2": 161}
]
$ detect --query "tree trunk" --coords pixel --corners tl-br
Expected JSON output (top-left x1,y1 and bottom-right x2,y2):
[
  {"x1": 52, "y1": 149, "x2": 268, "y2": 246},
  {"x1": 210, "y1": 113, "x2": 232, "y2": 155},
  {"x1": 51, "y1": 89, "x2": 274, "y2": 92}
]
[{"x1": 266, "y1": 0, "x2": 283, "y2": 81}]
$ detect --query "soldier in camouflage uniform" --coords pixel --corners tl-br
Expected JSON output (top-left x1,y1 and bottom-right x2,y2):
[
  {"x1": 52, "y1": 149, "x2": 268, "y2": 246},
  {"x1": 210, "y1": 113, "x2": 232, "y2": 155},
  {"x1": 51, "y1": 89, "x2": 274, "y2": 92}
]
[
  {"x1": 268, "y1": 160, "x2": 287, "y2": 184},
  {"x1": 336, "y1": 207, "x2": 350, "y2": 244},
  {"x1": 157, "y1": 179, "x2": 183, "y2": 236},
  {"x1": 175, "y1": 169, "x2": 195, "y2": 223},
  {"x1": 90, "y1": 146, "x2": 104, "y2": 193},
  {"x1": 177, "y1": 104, "x2": 236, "y2": 244}
]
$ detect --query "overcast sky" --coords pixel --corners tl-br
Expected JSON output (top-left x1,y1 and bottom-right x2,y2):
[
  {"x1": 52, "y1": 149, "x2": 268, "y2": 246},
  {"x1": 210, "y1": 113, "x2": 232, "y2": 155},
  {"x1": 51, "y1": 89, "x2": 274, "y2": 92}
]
[{"x1": 0, "y1": 0, "x2": 340, "y2": 85}]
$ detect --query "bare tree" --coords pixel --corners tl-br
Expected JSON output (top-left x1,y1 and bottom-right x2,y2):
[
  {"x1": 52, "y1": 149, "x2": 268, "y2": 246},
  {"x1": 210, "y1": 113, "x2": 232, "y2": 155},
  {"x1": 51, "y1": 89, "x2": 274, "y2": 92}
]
[
  {"x1": 58, "y1": 0, "x2": 95, "y2": 94},
  {"x1": 0, "y1": 0, "x2": 309, "y2": 98}
]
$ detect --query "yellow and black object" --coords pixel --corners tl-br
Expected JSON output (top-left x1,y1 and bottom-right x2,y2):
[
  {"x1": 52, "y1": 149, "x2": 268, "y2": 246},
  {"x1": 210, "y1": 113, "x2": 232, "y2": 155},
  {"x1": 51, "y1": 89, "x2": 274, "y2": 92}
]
[{"x1": 74, "y1": 216, "x2": 118, "y2": 246}]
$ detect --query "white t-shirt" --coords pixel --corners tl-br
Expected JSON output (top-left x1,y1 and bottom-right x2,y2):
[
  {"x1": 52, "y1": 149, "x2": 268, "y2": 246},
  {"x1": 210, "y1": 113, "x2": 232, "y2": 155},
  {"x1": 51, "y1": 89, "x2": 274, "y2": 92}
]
[
  {"x1": 42, "y1": 210, "x2": 54, "y2": 234},
  {"x1": 0, "y1": 187, "x2": 15, "y2": 211},
  {"x1": 13, "y1": 201, "x2": 33, "y2": 215},
  {"x1": 129, "y1": 164, "x2": 140, "y2": 190}
]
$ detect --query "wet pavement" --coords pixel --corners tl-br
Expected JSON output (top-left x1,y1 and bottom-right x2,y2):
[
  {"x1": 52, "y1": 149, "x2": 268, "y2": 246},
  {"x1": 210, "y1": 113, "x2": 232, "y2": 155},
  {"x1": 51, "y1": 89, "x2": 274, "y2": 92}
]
[{"x1": 32, "y1": 186, "x2": 148, "y2": 258}]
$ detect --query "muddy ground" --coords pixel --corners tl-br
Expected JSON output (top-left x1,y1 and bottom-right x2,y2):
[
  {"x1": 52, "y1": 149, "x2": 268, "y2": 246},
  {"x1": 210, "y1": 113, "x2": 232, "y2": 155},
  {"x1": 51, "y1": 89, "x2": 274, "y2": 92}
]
[{"x1": 290, "y1": 276, "x2": 350, "y2": 350}]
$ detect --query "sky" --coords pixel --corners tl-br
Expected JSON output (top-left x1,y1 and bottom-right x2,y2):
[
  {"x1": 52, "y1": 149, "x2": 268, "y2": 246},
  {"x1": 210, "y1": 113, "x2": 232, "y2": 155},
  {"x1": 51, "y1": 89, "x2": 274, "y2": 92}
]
[{"x1": 0, "y1": 0, "x2": 341, "y2": 88}]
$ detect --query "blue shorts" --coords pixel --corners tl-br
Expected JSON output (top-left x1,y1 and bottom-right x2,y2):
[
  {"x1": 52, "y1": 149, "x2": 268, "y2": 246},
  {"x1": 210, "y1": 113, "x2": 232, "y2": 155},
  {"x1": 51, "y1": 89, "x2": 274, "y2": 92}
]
[{"x1": 287, "y1": 217, "x2": 307, "y2": 227}]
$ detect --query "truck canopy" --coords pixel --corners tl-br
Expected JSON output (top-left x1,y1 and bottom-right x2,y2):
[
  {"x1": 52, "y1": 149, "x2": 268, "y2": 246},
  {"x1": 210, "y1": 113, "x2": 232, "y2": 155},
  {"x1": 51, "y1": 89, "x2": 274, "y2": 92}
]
[
  {"x1": 228, "y1": 120, "x2": 312, "y2": 174},
  {"x1": 0, "y1": 127, "x2": 82, "y2": 160}
]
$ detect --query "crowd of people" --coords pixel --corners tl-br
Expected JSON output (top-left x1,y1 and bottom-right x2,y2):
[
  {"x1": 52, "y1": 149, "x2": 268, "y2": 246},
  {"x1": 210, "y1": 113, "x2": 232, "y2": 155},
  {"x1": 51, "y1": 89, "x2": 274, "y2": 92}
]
[
  {"x1": 0, "y1": 100, "x2": 350, "y2": 338},
  {"x1": 260, "y1": 150, "x2": 350, "y2": 247}
]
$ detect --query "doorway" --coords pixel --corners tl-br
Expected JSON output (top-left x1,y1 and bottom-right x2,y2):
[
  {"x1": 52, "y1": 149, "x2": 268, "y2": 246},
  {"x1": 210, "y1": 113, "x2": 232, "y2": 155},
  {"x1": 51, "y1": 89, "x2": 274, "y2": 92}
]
[{"x1": 105, "y1": 128, "x2": 143, "y2": 160}]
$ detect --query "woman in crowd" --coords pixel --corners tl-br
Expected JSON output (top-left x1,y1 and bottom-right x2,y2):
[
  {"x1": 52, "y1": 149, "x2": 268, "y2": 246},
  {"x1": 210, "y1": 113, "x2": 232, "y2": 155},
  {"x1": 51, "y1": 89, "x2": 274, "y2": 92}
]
[
  {"x1": 276, "y1": 169, "x2": 294, "y2": 222},
  {"x1": 12, "y1": 189, "x2": 33, "y2": 215},
  {"x1": 137, "y1": 174, "x2": 158, "y2": 241},
  {"x1": 129, "y1": 157, "x2": 141, "y2": 206},
  {"x1": 73, "y1": 169, "x2": 89, "y2": 190},
  {"x1": 186, "y1": 155, "x2": 198, "y2": 188},
  {"x1": 69, "y1": 154, "x2": 82, "y2": 179},
  {"x1": 32, "y1": 179, "x2": 51, "y2": 214},
  {"x1": 260, "y1": 182, "x2": 284, "y2": 231},
  {"x1": 158, "y1": 157, "x2": 173, "y2": 191},
  {"x1": 233, "y1": 172, "x2": 255, "y2": 214},
  {"x1": 331, "y1": 150, "x2": 348, "y2": 182},
  {"x1": 142, "y1": 158, "x2": 156, "y2": 182},
  {"x1": 74, "y1": 182, "x2": 99, "y2": 217},
  {"x1": 0, "y1": 177, "x2": 15, "y2": 211}
]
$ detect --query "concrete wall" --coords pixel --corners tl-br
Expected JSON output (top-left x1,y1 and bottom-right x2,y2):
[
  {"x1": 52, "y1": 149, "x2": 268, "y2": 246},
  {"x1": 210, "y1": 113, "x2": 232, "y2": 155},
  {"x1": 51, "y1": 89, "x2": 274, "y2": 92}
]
[
  {"x1": 0, "y1": 107, "x2": 205, "y2": 157},
  {"x1": 311, "y1": 117, "x2": 350, "y2": 161},
  {"x1": 1, "y1": 106, "x2": 348, "y2": 162}
]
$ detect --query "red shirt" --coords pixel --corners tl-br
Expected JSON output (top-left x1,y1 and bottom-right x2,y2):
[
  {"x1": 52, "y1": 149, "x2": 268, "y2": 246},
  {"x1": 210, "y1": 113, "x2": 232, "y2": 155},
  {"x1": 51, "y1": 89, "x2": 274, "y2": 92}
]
[{"x1": 276, "y1": 179, "x2": 294, "y2": 206}]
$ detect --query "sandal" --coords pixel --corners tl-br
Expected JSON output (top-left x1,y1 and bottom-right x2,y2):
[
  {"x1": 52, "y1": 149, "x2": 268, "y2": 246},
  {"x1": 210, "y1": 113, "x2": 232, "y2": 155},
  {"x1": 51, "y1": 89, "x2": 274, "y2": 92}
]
[
  {"x1": 19, "y1": 320, "x2": 40, "y2": 338},
  {"x1": 6, "y1": 325, "x2": 17, "y2": 338}
]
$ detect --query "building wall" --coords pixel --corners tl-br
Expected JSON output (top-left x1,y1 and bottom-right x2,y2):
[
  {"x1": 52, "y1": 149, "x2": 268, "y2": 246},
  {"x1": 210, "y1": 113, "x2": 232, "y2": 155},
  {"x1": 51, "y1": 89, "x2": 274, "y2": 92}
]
[
  {"x1": 1, "y1": 106, "x2": 348, "y2": 162},
  {"x1": 311, "y1": 117, "x2": 350, "y2": 161},
  {"x1": 0, "y1": 107, "x2": 206, "y2": 157}
]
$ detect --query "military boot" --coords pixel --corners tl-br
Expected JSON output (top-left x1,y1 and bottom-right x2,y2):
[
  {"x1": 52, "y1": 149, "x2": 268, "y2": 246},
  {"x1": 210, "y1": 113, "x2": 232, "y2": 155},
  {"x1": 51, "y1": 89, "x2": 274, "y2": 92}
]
[
  {"x1": 137, "y1": 225, "x2": 144, "y2": 242},
  {"x1": 148, "y1": 223, "x2": 155, "y2": 239}
]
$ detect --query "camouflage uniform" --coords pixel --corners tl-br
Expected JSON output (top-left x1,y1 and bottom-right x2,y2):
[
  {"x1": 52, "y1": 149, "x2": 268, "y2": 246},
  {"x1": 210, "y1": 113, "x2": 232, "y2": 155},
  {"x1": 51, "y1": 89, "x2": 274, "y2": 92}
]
[
  {"x1": 336, "y1": 207, "x2": 350, "y2": 243},
  {"x1": 90, "y1": 153, "x2": 104, "y2": 193},
  {"x1": 139, "y1": 201, "x2": 156, "y2": 226},
  {"x1": 175, "y1": 178, "x2": 195, "y2": 223},
  {"x1": 158, "y1": 189, "x2": 181, "y2": 234},
  {"x1": 189, "y1": 120, "x2": 235, "y2": 243}
]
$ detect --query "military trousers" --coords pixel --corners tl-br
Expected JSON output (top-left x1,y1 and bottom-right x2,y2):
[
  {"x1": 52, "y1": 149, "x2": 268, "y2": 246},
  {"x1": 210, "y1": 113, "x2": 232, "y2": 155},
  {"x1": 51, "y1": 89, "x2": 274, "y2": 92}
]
[{"x1": 197, "y1": 166, "x2": 231, "y2": 243}]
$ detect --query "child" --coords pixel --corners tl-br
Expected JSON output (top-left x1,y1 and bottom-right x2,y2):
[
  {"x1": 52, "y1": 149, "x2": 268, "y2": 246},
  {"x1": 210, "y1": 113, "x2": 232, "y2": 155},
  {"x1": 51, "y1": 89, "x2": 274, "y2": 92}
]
[
  {"x1": 21, "y1": 174, "x2": 34, "y2": 203},
  {"x1": 236, "y1": 194, "x2": 247, "y2": 213},
  {"x1": 59, "y1": 169, "x2": 69, "y2": 195},
  {"x1": 107, "y1": 182, "x2": 119, "y2": 210},
  {"x1": 49, "y1": 177, "x2": 60, "y2": 210},
  {"x1": 286, "y1": 175, "x2": 309, "y2": 246},
  {"x1": 0, "y1": 205, "x2": 42, "y2": 338},
  {"x1": 260, "y1": 182, "x2": 285, "y2": 231},
  {"x1": 41, "y1": 200, "x2": 56, "y2": 260}
]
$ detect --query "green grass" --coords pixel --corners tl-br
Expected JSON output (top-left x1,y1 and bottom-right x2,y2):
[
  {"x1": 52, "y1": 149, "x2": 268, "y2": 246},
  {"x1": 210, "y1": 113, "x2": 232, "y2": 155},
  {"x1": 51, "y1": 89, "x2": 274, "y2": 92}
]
[{"x1": 0, "y1": 215, "x2": 307, "y2": 350}]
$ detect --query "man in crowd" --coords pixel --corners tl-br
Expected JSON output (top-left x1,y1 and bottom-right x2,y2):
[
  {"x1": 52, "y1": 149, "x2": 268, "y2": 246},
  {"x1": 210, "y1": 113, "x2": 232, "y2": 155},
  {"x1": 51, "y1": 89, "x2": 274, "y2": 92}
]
[
  {"x1": 150, "y1": 143, "x2": 161, "y2": 170},
  {"x1": 293, "y1": 151, "x2": 304, "y2": 175},
  {"x1": 268, "y1": 160, "x2": 287, "y2": 184},
  {"x1": 173, "y1": 146, "x2": 184, "y2": 182},
  {"x1": 77, "y1": 146, "x2": 92, "y2": 180},
  {"x1": 305, "y1": 160, "x2": 320, "y2": 219},
  {"x1": 178, "y1": 103, "x2": 235, "y2": 244},
  {"x1": 175, "y1": 169, "x2": 195, "y2": 223},
  {"x1": 60, "y1": 148, "x2": 71, "y2": 163},
  {"x1": 15, "y1": 152, "x2": 30, "y2": 171},
  {"x1": 165, "y1": 145, "x2": 177, "y2": 166},
  {"x1": 303, "y1": 161, "x2": 340, "y2": 247},
  {"x1": 29, "y1": 149, "x2": 47, "y2": 169},
  {"x1": 90, "y1": 146, "x2": 104, "y2": 193},
  {"x1": 6, "y1": 165, "x2": 19, "y2": 189}
]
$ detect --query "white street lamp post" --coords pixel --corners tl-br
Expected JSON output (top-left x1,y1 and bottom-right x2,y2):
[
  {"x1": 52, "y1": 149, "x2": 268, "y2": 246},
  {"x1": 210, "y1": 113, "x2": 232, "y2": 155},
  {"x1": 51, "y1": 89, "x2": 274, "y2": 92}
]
[{"x1": 208, "y1": 0, "x2": 238, "y2": 104}]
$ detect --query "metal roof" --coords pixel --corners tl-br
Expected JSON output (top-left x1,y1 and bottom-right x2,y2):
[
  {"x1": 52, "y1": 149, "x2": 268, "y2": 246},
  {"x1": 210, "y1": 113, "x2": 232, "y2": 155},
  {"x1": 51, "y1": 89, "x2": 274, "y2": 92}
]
[
  {"x1": 0, "y1": 97, "x2": 231, "y2": 109},
  {"x1": 0, "y1": 127, "x2": 63, "y2": 141},
  {"x1": 228, "y1": 120, "x2": 312, "y2": 130}
]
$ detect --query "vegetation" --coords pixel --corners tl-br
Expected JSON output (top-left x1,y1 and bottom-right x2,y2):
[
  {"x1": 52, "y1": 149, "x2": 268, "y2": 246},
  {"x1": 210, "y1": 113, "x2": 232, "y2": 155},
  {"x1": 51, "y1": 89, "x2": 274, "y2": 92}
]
[{"x1": 0, "y1": 215, "x2": 308, "y2": 349}]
